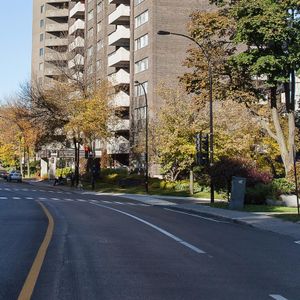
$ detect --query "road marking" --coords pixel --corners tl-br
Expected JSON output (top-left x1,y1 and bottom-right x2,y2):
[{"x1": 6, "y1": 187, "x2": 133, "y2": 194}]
[
  {"x1": 32, "y1": 189, "x2": 37, "y2": 192},
  {"x1": 294, "y1": 241, "x2": 300, "y2": 245},
  {"x1": 115, "y1": 201, "x2": 124, "y2": 205},
  {"x1": 64, "y1": 198, "x2": 74, "y2": 202},
  {"x1": 102, "y1": 200, "x2": 112, "y2": 204},
  {"x1": 38, "y1": 198, "x2": 47, "y2": 200},
  {"x1": 77, "y1": 199, "x2": 86, "y2": 202},
  {"x1": 51, "y1": 198, "x2": 60, "y2": 201},
  {"x1": 91, "y1": 203, "x2": 206, "y2": 255},
  {"x1": 21, "y1": 189, "x2": 28, "y2": 191},
  {"x1": 13, "y1": 197, "x2": 21, "y2": 200},
  {"x1": 0, "y1": 197, "x2": 7, "y2": 199},
  {"x1": 26, "y1": 197, "x2": 34, "y2": 200},
  {"x1": 18, "y1": 201, "x2": 54, "y2": 300},
  {"x1": 4, "y1": 188, "x2": 11, "y2": 191},
  {"x1": 13, "y1": 189, "x2": 20, "y2": 191},
  {"x1": 269, "y1": 295, "x2": 288, "y2": 300},
  {"x1": 164, "y1": 208, "x2": 230, "y2": 224}
]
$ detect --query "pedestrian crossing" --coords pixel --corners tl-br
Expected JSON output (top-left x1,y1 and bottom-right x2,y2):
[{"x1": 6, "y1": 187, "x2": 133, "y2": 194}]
[{"x1": 0, "y1": 194, "x2": 151, "y2": 207}]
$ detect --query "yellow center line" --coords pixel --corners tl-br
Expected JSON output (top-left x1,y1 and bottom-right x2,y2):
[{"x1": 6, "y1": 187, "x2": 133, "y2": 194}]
[{"x1": 18, "y1": 201, "x2": 54, "y2": 300}]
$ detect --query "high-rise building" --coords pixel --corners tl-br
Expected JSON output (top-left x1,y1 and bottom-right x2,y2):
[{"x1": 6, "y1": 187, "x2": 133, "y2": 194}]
[
  {"x1": 32, "y1": 0, "x2": 70, "y2": 85},
  {"x1": 32, "y1": 0, "x2": 210, "y2": 173}
]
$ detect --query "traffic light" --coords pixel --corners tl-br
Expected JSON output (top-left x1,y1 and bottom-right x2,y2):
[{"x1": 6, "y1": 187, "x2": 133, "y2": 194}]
[
  {"x1": 84, "y1": 145, "x2": 90, "y2": 159},
  {"x1": 195, "y1": 132, "x2": 209, "y2": 166}
]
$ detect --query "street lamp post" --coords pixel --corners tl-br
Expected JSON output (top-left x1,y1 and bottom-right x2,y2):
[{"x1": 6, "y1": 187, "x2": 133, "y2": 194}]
[
  {"x1": 134, "y1": 80, "x2": 149, "y2": 194},
  {"x1": 157, "y1": 30, "x2": 215, "y2": 203}
]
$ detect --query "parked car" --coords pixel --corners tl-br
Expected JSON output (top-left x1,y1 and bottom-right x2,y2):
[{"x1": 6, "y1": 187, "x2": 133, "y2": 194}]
[
  {"x1": 0, "y1": 170, "x2": 8, "y2": 179},
  {"x1": 7, "y1": 171, "x2": 22, "y2": 183}
]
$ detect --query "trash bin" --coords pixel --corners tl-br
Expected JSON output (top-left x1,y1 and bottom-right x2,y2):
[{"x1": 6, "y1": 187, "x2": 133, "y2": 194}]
[{"x1": 229, "y1": 176, "x2": 246, "y2": 210}]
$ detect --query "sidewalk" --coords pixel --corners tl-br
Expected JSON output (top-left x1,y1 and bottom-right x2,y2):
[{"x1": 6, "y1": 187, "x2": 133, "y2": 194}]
[{"x1": 26, "y1": 179, "x2": 300, "y2": 240}]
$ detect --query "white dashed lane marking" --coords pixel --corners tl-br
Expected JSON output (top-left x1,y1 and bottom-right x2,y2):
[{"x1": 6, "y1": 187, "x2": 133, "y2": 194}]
[
  {"x1": 26, "y1": 197, "x2": 34, "y2": 200},
  {"x1": 269, "y1": 294, "x2": 289, "y2": 300},
  {"x1": 0, "y1": 197, "x2": 7, "y2": 200},
  {"x1": 13, "y1": 197, "x2": 21, "y2": 200}
]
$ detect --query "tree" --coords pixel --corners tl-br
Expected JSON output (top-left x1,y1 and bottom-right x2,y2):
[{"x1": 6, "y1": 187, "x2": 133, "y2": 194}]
[
  {"x1": 182, "y1": 2, "x2": 300, "y2": 175},
  {"x1": 152, "y1": 86, "x2": 202, "y2": 181}
]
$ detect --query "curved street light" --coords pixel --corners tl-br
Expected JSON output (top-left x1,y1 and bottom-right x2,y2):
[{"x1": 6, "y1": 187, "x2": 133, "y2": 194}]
[
  {"x1": 134, "y1": 80, "x2": 149, "y2": 194},
  {"x1": 157, "y1": 30, "x2": 215, "y2": 203}
]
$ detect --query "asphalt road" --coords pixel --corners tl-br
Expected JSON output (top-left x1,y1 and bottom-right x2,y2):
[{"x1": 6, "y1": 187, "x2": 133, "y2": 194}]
[{"x1": 0, "y1": 180, "x2": 299, "y2": 300}]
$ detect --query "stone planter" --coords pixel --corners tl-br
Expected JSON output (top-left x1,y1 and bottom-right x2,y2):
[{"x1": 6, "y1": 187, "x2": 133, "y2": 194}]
[
  {"x1": 279, "y1": 194, "x2": 299, "y2": 207},
  {"x1": 266, "y1": 199, "x2": 284, "y2": 206}
]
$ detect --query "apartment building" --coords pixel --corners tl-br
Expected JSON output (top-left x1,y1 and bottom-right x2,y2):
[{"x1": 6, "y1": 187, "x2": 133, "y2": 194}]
[
  {"x1": 32, "y1": 0, "x2": 211, "y2": 173},
  {"x1": 32, "y1": 0, "x2": 70, "y2": 85}
]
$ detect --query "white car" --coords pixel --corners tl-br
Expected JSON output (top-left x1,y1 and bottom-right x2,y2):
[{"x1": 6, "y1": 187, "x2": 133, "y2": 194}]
[{"x1": 7, "y1": 171, "x2": 22, "y2": 183}]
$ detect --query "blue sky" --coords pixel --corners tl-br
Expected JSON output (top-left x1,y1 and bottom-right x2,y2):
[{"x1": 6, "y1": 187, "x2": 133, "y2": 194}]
[{"x1": 0, "y1": 1, "x2": 32, "y2": 101}]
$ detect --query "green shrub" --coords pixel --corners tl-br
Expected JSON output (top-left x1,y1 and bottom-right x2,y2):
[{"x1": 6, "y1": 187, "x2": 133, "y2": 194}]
[
  {"x1": 56, "y1": 167, "x2": 72, "y2": 177},
  {"x1": 245, "y1": 183, "x2": 272, "y2": 205},
  {"x1": 271, "y1": 178, "x2": 295, "y2": 198}
]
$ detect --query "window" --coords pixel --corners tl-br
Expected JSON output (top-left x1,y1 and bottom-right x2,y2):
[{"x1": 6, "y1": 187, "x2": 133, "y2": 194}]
[
  {"x1": 39, "y1": 48, "x2": 44, "y2": 56},
  {"x1": 87, "y1": 65, "x2": 93, "y2": 74},
  {"x1": 135, "y1": 57, "x2": 149, "y2": 73},
  {"x1": 97, "y1": 1, "x2": 103, "y2": 14},
  {"x1": 40, "y1": 5, "x2": 44, "y2": 13},
  {"x1": 40, "y1": 19, "x2": 44, "y2": 28},
  {"x1": 135, "y1": 10, "x2": 148, "y2": 28},
  {"x1": 97, "y1": 39, "x2": 103, "y2": 51},
  {"x1": 88, "y1": 27, "x2": 94, "y2": 38},
  {"x1": 135, "y1": 34, "x2": 148, "y2": 50},
  {"x1": 88, "y1": 9, "x2": 94, "y2": 21},
  {"x1": 40, "y1": 33, "x2": 44, "y2": 42},
  {"x1": 87, "y1": 46, "x2": 93, "y2": 57},
  {"x1": 97, "y1": 21, "x2": 102, "y2": 32},
  {"x1": 135, "y1": 0, "x2": 145, "y2": 5},
  {"x1": 135, "y1": 81, "x2": 148, "y2": 97},
  {"x1": 96, "y1": 60, "x2": 101, "y2": 69}
]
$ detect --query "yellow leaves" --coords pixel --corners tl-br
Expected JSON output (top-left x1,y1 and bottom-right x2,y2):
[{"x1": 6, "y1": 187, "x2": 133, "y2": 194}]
[{"x1": 65, "y1": 81, "x2": 113, "y2": 142}]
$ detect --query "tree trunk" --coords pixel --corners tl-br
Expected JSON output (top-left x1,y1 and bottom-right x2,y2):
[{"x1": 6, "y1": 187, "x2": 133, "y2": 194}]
[
  {"x1": 189, "y1": 169, "x2": 194, "y2": 195},
  {"x1": 271, "y1": 107, "x2": 294, "y2": 175}
]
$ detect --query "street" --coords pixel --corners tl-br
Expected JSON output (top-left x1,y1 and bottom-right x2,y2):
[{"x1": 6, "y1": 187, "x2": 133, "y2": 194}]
[{"x1": 0, "y1": 181, "x2": 299, "y2": 300}]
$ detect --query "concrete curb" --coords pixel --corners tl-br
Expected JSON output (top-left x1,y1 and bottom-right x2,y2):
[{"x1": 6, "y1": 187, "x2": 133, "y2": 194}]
[{"x1": 160, "y1": 205, "x2": 254, "y2": 227}]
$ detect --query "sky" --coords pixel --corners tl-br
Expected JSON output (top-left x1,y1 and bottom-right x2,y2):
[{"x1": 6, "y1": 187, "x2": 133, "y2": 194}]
[{"x1": 0, "y1": 1, "x2": 32, "y2": 102}]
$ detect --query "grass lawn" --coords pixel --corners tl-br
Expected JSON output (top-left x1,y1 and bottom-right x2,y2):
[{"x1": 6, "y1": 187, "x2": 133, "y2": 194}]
[
  {"x1": 204, "y1": 202, "x2": 300, "y2": 222},
  {"x1": 83, "y1": 180, "x2": 223, "y2": 199}
]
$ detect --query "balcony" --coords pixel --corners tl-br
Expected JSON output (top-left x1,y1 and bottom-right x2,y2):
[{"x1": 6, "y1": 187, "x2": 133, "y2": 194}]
[
  {"x1": 107, "y1": 136, "x2": 130, "y2": 155},
  {"x1": 45, "y1": 37, "x2": 68, "y2": 47},
  {"x1": 46, "y1": 23, "x2": 68, "y2": 32},
  {"x1": 69, "y1": 36, "x2": 85, "y2": 52},
  {"x1": 69, "y1": 19, "x2": 85, "y2": 35},
  {"x1": 108, "y1": 25, "x2": 130, "y2": 47},
  {"x1": 68, "y1": 54, "x2": 84, "y2": 69},
  {"x1": 45, "y1": 52, "x2": 68, "y2": 61},
  {"x1": 108, "y1": 69, "x2": 130, "y2": 86},
  {"x1": 70, "y1": 2, "x2": 85, "y2": 19},
  {"x1": 44, "y1": 67, "x2": 62, "y2": 76},
  {"x1": 46, "y1": 8, "x2": 69, "y2": 18},
  {"x1": 108, "y1": 119, "x2": 130, "y2": 132},
  {"x1": 109, "y1": 0, "x2": 130, "y2": 4},
  {"x1": 108, "y1": 47, "x2": 130, "y2": 68},
  {"x1": 110, "y1": 91, "x2": 130, "y2": 107},
  {"x1": 108, "y1": 4, "x2": 130, "y2": 25}
]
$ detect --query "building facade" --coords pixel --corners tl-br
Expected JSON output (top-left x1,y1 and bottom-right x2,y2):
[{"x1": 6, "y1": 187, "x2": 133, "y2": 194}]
[{"x1": 32, "y1": 0, "x2": 211, "y2": 174}]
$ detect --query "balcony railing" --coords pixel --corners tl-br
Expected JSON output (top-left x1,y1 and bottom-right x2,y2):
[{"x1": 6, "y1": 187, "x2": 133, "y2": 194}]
[
  {"x1": 69, "y1": 19, "x2": 85, "y2": 35},
  {"x1": 108, "y1": 4, "x2": 130, "y2": 25},
  {"x1": 108, "y1": 25, "x2": 130, "y2": 47},
  {"x1": 108, "y1": 47, "x2": 130, "y2": 68},
  {"x1": 69, "y1": 2, "x2": 85, "y2": 19}
]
